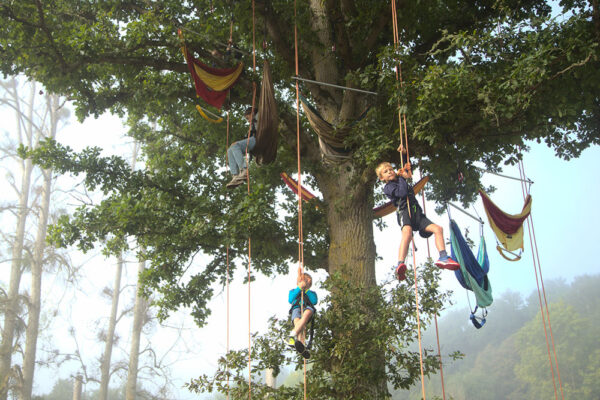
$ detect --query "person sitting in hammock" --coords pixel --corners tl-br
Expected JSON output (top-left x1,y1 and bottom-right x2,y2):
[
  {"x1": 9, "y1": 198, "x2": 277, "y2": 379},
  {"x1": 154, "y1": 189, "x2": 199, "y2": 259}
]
[
  {"x1": 376, "y1": 146, "x2": 459, "y2": 281},
  {"x1": 287, "y1": 267, "x2": 317, "y2": 357},
  {"x1": 226, "y1": 107, "x2": 258, "y2": 189}
]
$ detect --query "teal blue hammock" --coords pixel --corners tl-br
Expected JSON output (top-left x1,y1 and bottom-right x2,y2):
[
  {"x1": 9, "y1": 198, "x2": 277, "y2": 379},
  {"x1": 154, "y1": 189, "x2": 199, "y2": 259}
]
[{"x1": 449, "y1": 219, "x2": 493, "y2": 328}]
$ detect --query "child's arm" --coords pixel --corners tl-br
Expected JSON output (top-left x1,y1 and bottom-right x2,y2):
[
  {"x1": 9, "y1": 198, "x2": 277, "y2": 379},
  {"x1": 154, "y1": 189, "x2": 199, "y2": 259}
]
[
  {"x1": 307, "y1": 290, "x2": 318, "y2": 306},
  {"x1": 289, "y1": 287, "x2": 301, "y2": 304},
  {"x1": 384, "y1": 178, "x2": 409, "y2": 200}
]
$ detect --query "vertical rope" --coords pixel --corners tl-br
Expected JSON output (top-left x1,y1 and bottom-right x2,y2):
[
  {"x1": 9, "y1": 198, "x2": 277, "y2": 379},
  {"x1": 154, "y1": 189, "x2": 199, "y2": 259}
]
[
  {"x1": 516, "y1": 160, "x2": 557, "y2": 400},
  {"x1": 293, "y1": 1, "x2": 307, "y2": 398},
  {"x1": 517, "y1": 158, "x2": 564, "y2": 400},
  {"x1": 226, "y1": 111, "x2": 231, "y2": 400},
  {"x1": 391, "y1": 2, "x2": 426, "y2": 398},
  {"x1": 419, "y1": 172, "x2": 446, "y2": 400},
  {"x1": 246, "y1": 3, "x2": 257, "y2": 398}
]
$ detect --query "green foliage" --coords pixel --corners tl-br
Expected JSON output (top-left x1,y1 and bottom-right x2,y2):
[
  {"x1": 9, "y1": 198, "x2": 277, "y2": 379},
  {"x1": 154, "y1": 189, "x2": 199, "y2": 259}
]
[
  {"x1": 4, "y1": 0, "x2": 600, "y2": 396},
  {"x1": 189, "y1": 266, "x2": 454, "y2": 399}
]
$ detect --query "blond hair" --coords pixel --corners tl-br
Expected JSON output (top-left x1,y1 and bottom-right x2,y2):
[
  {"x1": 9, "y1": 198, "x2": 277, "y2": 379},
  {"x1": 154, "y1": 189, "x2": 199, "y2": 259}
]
[
  {"x1": 297, "y1": 272, "x2": 313, "y2": 289},
  {"x1": 375, "y1": 162, "x2": 393, "y2": 178}
]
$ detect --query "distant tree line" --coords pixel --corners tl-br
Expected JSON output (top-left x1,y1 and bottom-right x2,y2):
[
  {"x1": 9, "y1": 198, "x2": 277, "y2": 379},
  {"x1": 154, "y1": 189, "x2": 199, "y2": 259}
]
[{"x1": 393, "y1": 274, "x2": 600, "y2": 400}]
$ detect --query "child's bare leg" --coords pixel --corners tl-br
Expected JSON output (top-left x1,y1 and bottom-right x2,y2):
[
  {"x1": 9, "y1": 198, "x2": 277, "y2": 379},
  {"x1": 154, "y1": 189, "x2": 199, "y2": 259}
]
[
  {"x1": 293, "y1": 309, "x2": 313, "y2": 334},
  {"x1": 298, "y1": 328, "x2": 306, "y2": 344},
  {"x1": 425, "y1": 223, "x2": 444, "y2": 252},
  {"x1": 425, "y1": 223, "x2": 459, "y2": 269},
  {"x1": 398, "y1": 225, "x2": 413, "y2": 262}
]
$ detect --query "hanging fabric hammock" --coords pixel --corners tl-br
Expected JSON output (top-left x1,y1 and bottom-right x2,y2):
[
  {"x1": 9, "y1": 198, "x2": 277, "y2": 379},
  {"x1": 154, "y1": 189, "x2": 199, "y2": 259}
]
[
  {"x1": 195, "y1": 104, "x2": 223, "y2": 123},
  {"x1": 178, "y1": 31, "x2": 243, "y2": 110},
  {"x1": 280, "y1": 172, "x2": 318, "y2": 202},
  {"x1": 281, "y1": 173, "x2": 428, "y2": 219},
  {"x1": 299, "y1": 93, "x2": 370, "y2": 162},
  {"x1": 253, "y1": 60, "x2": 279, "y2": 165},
  {"x1": 479, "y1": 189, "x2": 532, "y2": 260},
  {"x1": 449, "y1": 219, "x2": 493, "y2": 308}
]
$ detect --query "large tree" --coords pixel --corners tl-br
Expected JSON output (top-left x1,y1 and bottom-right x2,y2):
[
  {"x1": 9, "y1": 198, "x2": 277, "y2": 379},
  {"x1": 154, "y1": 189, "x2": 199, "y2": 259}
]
[{"x1": 2, "y1": 0, "x2": 599, "y2": 398}]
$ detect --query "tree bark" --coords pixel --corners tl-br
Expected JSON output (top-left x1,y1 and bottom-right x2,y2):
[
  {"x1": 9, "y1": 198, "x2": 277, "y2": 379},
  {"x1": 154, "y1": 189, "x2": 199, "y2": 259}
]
[
  {"x1": 265, "y1": 368, "x2": 275, "y2": 388},
  {"x1": 124, "y1": 141, "x2": 146, "y2": 400},
  {"x1": 20, "y1": 93, "x2": 59, "y2": 400},
  {"x1": 99, "y1": 255, "x2": 123, "y2": 400},
  {"x1": 302, "y1": 3, "x2": 385, "y2": 396},
  {"x1": 72, "y1": 375, "x2": 82, "y2": 400},
  {"x1": 318, "y1": 163, "x2": 388, "y2": 398},
  {"x1": 319, "y1": 164, "x2": 377, "y2": 284},
  {"x1": 0, "y1": 79, "x2": 37, "y2": 400},
  {"x1": 125, "y1": 258, "x2": 147, "y2": 400}
]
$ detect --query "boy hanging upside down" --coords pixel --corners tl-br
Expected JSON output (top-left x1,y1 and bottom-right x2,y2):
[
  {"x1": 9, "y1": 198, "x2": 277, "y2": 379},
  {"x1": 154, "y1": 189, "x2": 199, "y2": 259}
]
[{"x1": 376, "y1": 154, "x2": 459, "y2": 281}]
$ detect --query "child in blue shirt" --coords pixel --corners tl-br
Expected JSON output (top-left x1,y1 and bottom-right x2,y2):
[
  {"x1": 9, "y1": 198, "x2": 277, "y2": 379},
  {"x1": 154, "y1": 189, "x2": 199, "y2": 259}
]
[
  {"x1": 376, "y1": 158, "x2": 459, "y2": 281},
  {"x1": 287, "y1": 267, "x2": 318, "y2": 356}
]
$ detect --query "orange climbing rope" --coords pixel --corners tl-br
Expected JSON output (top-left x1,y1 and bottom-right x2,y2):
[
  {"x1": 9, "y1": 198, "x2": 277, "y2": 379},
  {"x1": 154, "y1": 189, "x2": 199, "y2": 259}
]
[
  {"x1": 293, "y1": 2, "x2": 308, "y2": 398},
  {"x1": 390, "y1": 1, "x2": 427, "y2": 398},
  {"x1": 245, "y1": 3, "x2": 258, "y2": 398},
  {"x1": 226, "y1": 112, "x2": 231, "y2": 400},
  {"x1": 517, "y1": 158, "x2": 564, "y2": 400},
  {"x1": 418, "y1": 172, "x2": 447, "y2": 400}
]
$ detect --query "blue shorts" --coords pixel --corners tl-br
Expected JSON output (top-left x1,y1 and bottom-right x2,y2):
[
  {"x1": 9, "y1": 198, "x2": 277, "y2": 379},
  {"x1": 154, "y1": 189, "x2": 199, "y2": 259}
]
[{"x1": 291, "y1": 306, "x2": 315, "y2": 321}]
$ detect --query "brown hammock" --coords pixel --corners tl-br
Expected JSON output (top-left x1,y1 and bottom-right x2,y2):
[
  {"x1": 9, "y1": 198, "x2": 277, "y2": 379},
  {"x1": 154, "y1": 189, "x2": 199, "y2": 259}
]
[
  {"x1": 299, "y1": 93, "x2": 370, "y2": 162},
  {"x1": 252, "y1": 60, "x2": 279, "y2": 165}
]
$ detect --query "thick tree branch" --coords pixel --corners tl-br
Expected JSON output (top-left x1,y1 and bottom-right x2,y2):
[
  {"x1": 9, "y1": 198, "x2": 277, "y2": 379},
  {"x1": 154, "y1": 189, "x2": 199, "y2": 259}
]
[
  {"x1": 326, "y1": 2, "x2": 353, "y2": 69},
  {"x1": 363, "y1": 4, "x2": 393, "y2": 61},
  {"x1": 34, "y1": 0, "x2": 68, "y2": 70}
]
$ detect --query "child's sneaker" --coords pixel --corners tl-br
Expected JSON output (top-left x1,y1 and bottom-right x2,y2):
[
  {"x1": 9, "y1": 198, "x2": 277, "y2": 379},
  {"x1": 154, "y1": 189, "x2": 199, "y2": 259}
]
[
  {"x1": 285, "y1": 336, "x2": 296, "y2": 348},
  {"x1": 226, "y1": 175, "x2": 245, "y2": 189},
  {"x1": 395, "y1": 262, "x2": 407, "y2": 281},
  {"x1": 294, "y1": 340, "x2": 306, "y2": 354},
  {"x1": 301, "y1": 349, "x2": 311, "y2": 359},
  {"x1": 435, "y1": 257, "x2": 460, "y2": 271}
]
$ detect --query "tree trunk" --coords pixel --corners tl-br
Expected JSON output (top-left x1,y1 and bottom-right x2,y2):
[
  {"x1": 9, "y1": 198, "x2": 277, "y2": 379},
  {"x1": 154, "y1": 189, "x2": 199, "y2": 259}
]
[
  {"x1": 318, "y1": 164, "x2": 387, "y2": 398},
  {"x1": 99, "y1": 255, "x2": 123, "y2": 400},
  {"x1": 0, "y1": 80, "x2": 36, "y2": 400},
  {"x1": 322, "y1": 171, "x2": 376, "y2": 283},
  {"x1": 265, "y1": 368, "x2": 276, "y2": 388},
  {"x1": 125, "y1": 258, "x2": 147, "y2": 400},
  {"x1": 124, "y1": 141, "x2": 145, "y2": 400},
  {"x1": 303, "y1": 2, "x2": 385, "y2": 395},
  {"x1": 20, "y1": 93, "x2": 59, "y2": 400},
  {"x1": 72, "y1": 375, "x2": 82, "y2": 400}
]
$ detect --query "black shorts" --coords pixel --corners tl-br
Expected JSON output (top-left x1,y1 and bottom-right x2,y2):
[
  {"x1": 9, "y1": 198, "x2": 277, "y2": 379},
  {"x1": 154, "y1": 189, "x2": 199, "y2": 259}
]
[{"x1": 397, "y1": 204, "x2": 434, "y2": 238}]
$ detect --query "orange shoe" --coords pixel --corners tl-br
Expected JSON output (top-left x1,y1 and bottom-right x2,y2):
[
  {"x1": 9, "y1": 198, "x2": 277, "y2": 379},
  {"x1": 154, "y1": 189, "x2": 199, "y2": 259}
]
[
  {"x1": 435, "y1": 257, "x2": 460, "y2": 271},
  {"x1": 395, "y1": 262, "x2": 407, "y2": 281}
]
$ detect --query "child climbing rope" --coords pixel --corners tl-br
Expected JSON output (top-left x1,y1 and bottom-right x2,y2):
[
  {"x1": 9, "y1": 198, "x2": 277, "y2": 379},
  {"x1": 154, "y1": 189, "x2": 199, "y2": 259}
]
[
  {"x1": 287, "y1": 267, "x2": 317, "y2": 359},
  {"x1": 226, "y1": 107, "x2": 258, "y2": 189},
  {"x1": 376, "y1": 146, "x2": 460, "y2": 281}
]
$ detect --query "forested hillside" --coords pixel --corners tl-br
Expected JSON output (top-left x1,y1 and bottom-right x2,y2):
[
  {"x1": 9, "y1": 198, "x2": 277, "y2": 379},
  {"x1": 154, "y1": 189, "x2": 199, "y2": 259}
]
[{"x1": 394, "y1": 274, "x2": 600, "y2": 399}]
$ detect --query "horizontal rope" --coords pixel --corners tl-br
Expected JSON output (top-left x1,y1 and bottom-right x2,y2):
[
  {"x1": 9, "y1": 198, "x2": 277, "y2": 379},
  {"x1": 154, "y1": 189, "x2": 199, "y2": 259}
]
[
  {"x1": 447, "y1": 202, "x2": 485, "y2": 225},
  {"x1": 475, "y1": 166, "x2": 534, "y2": 184},
  {"x1": 292, "y1": 76, "x2": 378, "y2": 95}
]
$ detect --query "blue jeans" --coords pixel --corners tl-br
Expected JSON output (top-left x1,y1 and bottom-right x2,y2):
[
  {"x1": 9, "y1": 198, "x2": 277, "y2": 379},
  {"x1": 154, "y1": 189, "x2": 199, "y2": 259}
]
[
  {"x1": 291, "y1": 306, "x2": 315, "y2": 321},
  {"x1": 227, "y1": 137, "x2": 256, "y2": 175}
]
